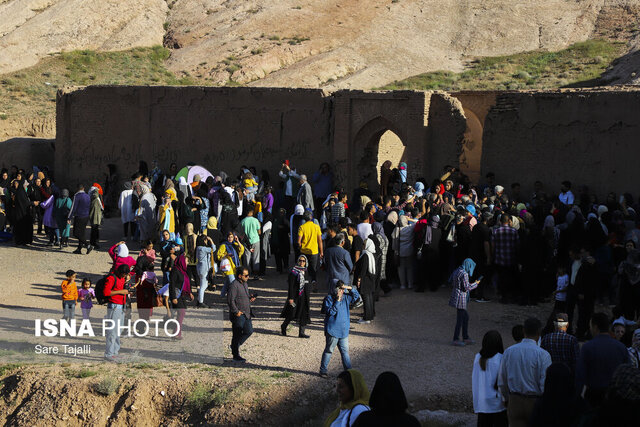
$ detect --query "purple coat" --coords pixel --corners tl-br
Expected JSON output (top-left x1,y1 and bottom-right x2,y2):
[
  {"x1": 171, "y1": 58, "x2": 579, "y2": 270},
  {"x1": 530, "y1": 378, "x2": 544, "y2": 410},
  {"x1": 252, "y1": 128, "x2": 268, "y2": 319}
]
[{"x1": 41, "y1": 196, "x2": 56, "y2": 228}]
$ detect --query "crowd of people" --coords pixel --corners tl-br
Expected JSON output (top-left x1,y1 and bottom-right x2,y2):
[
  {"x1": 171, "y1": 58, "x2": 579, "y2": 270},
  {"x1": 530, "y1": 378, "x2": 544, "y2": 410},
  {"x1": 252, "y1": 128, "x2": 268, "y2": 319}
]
[{"x1": 2, "y1": 158, "x2": 640, "y2": 425}]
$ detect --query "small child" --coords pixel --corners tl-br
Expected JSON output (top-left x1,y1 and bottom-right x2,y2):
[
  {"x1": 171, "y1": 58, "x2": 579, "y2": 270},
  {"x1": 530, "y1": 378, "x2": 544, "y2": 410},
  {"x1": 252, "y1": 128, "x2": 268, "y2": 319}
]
[
  {"x1": 242, "y1": 172, "x2": 259, "y2": 202},
  {"x1": 157, "y1": 252, "x2": 177, "y2": 319},
  {"x1": 137, "y1": 265, "x2": 158, "y2": 321},
  {"x1": 77, "y1": 278, "x2": 95, "y2": 320},
  {"x1": 219, "y1": 254, "x2": 235, "y2": 297},
  {"x1": 139, "y1": 239, "x2": 156, "y2": 263},
  {"x1": 553, "y1": 266, "x2": 569, "y2": 312},
  {"x1": 61, "y1": 270, "x2": 78, "y2": 322}
]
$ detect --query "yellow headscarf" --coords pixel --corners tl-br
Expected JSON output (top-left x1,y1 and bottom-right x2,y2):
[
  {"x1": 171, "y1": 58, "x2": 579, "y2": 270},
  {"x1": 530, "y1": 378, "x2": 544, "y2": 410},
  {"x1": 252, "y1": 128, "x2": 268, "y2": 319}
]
[
  {"x1": 165, "y1": 188, "x2": 177, "y2": 202},
  {"x1": 324, "y1": 369, "x2": 370, "y2": 427},
  {"x1": 207, "y1": 216, "x2": 218, "y2": 230}
]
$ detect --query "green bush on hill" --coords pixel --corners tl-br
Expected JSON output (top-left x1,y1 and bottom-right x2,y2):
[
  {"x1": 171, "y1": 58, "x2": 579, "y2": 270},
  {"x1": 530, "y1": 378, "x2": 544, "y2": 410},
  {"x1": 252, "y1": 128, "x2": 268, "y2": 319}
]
[{"x1": 377, "y1": 39, "x2": 626, "y2": 91}]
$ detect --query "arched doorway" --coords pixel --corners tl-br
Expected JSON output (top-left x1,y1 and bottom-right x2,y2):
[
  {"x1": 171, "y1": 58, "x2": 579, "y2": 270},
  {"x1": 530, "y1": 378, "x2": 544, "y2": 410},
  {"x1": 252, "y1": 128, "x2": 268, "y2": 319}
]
[
  {"x1": 459, "y1": 108, "x2": 483, "y2": 183},
  {"x1": 376, "y1": 130, "x2": 405, "y2": 184},
  {"x1": 352, "y1": 116, "x2": 407, "y2": 193}
]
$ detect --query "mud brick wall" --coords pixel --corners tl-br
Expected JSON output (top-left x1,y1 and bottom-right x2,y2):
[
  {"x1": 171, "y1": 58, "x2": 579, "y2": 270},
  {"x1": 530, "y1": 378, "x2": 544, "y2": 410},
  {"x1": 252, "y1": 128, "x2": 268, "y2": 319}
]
[
  {"x1": 481, "y1": 89, "x2": 640, "y2": 198},
  {"x1": 55, "y1": 86, "x2": 333, "y2": 187}
]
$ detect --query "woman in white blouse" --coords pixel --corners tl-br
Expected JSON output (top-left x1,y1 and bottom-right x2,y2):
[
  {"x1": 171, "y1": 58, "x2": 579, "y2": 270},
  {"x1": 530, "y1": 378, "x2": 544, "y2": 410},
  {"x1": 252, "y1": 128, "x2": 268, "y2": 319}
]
[{"x1": 472, "y1": 330, "x2": 507, "y2": 427}]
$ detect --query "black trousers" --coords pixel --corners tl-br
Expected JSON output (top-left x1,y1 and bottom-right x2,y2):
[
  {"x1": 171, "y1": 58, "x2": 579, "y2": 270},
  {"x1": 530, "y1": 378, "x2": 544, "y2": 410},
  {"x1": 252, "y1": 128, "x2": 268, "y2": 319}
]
[
  {"x1": 477, "y1": 411, "x2": 508, "y2": 427},
  {"x1": 362, "y1": 290, "x2": 375, "y2": 320},
  {"x1": 307, "y1": 253, "x2": 319, "y2": 282},
  {"x1": 90, "y1": 224, "x2": 100, "y2": 246},
  {"x1": 274, "y1": 252, "x2": 289, "y2": 273},
  {"x1": 231, "y1": 315, "x2": 253, "y2": 356},
  {"x1": 73, "y1": 217, "x2": 89, "y2": 248},
  {"x1": 576, "y1": 297, "x2": 595, "y2": 339}
]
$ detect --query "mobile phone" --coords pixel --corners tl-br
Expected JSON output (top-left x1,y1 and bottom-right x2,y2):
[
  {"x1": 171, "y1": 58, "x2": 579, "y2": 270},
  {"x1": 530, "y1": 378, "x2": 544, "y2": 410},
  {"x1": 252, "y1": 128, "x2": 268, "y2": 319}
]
[{"x1": 475, "y1": 276, "x2": 484, "y2": 283}]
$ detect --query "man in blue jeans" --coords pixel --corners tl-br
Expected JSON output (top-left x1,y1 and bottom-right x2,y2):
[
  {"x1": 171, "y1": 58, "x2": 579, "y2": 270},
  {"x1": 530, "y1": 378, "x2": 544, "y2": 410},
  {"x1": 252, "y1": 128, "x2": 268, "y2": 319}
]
[
  {"x1": 319, "y1": 280, "x2": 361, "y2": 378},
  {"x1": 103, "y1": 265, "x2": 131, "y2": 362}
]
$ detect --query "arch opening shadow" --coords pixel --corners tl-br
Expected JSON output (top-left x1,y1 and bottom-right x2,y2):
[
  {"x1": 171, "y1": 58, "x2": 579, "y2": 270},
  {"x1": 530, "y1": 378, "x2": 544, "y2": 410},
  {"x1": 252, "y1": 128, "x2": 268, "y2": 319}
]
[
  {"x1": 460, "y1": 108, "x2": 483, "y2": 183},
  {"x1": 352, "y1": 117, "x2": 407, "y2": 193}
]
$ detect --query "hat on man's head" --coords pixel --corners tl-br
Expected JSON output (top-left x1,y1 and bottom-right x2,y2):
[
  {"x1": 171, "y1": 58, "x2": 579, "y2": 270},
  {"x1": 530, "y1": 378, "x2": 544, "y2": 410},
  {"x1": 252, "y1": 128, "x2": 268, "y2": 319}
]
[{"x1": 555, "y1": 313, "x2": 569, "y2": 323}]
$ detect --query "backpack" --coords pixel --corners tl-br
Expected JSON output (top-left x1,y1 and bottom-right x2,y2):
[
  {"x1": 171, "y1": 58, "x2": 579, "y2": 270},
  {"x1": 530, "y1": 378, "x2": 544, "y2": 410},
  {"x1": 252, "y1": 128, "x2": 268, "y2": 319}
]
[{"x1": 95, "y1": 273, "x2": 116, "y2": 305}]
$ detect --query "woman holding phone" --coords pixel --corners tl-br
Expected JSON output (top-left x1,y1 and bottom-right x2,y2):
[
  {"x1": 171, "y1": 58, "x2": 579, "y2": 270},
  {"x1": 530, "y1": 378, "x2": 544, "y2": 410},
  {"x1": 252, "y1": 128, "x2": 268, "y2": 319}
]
[{"x1": 449, "y1": 258, "x2": 480, "y2": 347}]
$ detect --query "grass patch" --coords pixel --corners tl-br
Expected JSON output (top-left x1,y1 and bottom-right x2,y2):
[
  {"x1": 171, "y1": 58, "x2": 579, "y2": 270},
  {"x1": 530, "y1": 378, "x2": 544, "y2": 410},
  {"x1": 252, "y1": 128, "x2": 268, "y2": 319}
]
[
  {"x1": 271, "y1": 371, "x2": 292, "y2": 379},
  {"x1": 377, "y1": 39, "x2": 626, "y2": 91},
  {"x1": 185, "y1": 384, "x2": 230, "y2": 414},
  {"x1": 226, "y1": 64, "x2": 241, "y2": 74},
  {"x1": 0, "y1": 364, "x2": 22, "y2": 376},
  {"x1": 268, "y1": 35, "x2": 280, "y2": 41},
  {"x1": 93, "y1": 377, "x2": 119, "y2": 396},
  {"x1": 287, "y1": 35, "x2": 310, "y2": 45},
  {"x1": 0, "y1": 45, "x2": 197, "y2": 123},
  {"x1": 251, "y1": 48, "x2": 263, "y2": 55},
  {"x1": 74, "y1": 368, "x2": 98, "y2": 378}
]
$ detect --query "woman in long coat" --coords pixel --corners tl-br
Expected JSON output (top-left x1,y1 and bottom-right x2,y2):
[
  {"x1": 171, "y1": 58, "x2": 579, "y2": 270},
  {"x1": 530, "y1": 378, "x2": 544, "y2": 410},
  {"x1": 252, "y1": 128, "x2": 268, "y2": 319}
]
[
  {"x1": 280, "y1": 255, "x2": 311, "y2": 338},
  {"x1": 12, "y1": 180, "x2": 34, "y2": 246},
  {"x1": 137, "y1": 185, "x2": 157, "y2": 242},
  {"x1": 354, "y1": 238, "x2": 378, "y2": 323}
]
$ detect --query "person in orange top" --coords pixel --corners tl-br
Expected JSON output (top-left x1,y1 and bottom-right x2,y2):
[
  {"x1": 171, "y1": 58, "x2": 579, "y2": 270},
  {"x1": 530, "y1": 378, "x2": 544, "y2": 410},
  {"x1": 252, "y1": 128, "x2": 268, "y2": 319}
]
[{"x1": 61, "y1": 269, "x2": 78, "y2": 322}]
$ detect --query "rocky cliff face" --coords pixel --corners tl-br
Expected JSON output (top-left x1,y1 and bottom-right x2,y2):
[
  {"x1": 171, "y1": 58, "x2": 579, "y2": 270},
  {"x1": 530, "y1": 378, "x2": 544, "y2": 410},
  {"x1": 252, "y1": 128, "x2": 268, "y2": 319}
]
[{"x1": 3, "y1": 0, "x2": 640, "y2": 89}]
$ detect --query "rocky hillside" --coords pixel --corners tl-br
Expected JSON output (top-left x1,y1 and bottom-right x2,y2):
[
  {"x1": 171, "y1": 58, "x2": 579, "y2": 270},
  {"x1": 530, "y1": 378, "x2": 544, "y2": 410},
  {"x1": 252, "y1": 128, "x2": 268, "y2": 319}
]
[
  {"x1": 2, "y1": 0, "x2": 640, "y2": 139},
  {"x1": 3, "y1": 0, "x2": 640, "y2": 89}
]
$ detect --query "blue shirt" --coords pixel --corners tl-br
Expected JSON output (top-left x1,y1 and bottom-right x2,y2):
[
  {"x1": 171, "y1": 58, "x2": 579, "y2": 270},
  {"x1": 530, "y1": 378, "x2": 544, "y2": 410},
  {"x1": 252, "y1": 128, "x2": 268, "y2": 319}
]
[
  {"x1": 498, "y1": 338, "x2": 551, "y2": 397},
  {"x1": 323, "y1": 287, "x2": 360, "y2": 339},
  {"x1": 576, "y1": 334, "x2": 629, "y2": 392},
  {"x1": 324, "y1": 246, "x2": 353, "y2": 289}
]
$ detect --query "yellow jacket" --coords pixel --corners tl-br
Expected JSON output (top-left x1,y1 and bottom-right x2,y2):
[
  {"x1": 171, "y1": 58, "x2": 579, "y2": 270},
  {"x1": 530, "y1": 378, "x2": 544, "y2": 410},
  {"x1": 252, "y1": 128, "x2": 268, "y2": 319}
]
[
  {"x1": 158, "y1": 204, "x2": 175, "y2": 233},
  {"x1": 216, "y1": 242, "x2": 244, "y2": 276}
]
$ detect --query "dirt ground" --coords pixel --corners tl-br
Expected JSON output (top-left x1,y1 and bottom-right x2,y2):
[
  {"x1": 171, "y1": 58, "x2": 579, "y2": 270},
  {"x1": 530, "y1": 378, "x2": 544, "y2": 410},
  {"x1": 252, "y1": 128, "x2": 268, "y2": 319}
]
[{"x1": 0, "y1": 217, "x2": 553, "y2": 425}]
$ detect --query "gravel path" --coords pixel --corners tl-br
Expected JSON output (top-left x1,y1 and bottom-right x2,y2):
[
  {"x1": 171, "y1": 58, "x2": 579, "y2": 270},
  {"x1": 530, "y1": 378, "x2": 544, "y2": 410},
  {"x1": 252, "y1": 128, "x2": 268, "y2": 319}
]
[{"x1": 0, "y1": 217, "x2": 551, "y2": 413}]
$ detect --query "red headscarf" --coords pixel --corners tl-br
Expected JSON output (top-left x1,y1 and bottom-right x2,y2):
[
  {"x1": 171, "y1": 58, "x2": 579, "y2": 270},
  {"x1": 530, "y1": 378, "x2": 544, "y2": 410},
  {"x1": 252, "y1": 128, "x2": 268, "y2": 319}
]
[{"x1": 174, "y1": 254, "x2": 192, "y2": 294}]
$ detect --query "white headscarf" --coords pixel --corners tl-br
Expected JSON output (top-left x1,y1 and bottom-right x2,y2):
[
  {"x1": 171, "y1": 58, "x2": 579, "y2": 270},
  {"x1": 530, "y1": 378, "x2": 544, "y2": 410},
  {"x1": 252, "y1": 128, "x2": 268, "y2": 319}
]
[
  {"x1": 116, "y1": 243, "x2": 129, "y2": 258},
  {"x1": 362, "y1": 238, "x2": 376, "y2": 275},
  {"x1": 294, "y1": 204, "x2": 304, "y2": 215}
]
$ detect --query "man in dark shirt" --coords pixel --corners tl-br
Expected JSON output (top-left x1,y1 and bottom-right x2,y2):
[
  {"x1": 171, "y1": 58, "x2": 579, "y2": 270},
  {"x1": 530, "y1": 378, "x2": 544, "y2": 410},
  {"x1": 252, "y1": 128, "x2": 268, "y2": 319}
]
[
  {"x1": 576, "y1": 312, "x2": 629, "y2": 407},
  {"x1": 541, "y1": 312, "x2": 579, "y2": 372},
  {"x1": 347, "y1": 223, "x2": 364, "y2": 267},
  {"x1": 324, "y1": 234, "x2": 353, "y2": 292},
  {"x1": 471, "y1": 212, "x2": 493, "y2": 302},
  {"x1": 227, "y1": 267, "x2": 256, "y2": 362}
]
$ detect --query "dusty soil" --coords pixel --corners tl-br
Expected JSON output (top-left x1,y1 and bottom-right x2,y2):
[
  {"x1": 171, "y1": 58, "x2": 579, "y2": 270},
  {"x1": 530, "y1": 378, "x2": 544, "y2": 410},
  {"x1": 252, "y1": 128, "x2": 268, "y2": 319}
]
[{"x1": 0, "y1": 216, "x2": 555, "y2": 425}]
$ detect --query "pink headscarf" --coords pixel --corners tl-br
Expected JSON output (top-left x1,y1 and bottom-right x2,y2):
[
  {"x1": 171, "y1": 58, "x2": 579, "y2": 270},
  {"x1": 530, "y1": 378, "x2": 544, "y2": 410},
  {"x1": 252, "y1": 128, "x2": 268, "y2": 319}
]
[{"x1": 175, "y1": 254, "x2": 191, "y2": 294}]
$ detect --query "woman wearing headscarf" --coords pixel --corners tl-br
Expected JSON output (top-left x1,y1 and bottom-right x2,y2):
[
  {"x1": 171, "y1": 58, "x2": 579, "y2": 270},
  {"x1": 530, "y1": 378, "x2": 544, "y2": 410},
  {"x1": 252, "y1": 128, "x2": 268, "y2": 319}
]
[
  {"x1": 371, "y1": 222, "x2": 389, "y2": 297},
  {"x1": 216, "y1": 231, "x2": 245, "y2": 297},
  {"x1": 195, "y1": 234, "x2": 216, "y2": 308},
  {"x1": 206, "y1": 216, "x2": 222, "y2": 246},
  {"x1": 12, "y1": 179, "x2": 34, "y2": 246},
  {"x1": 290, "y1": 204, "x2": 306, "y2": 259},
  {"x1": 184, "y1": 222, "x2": 199, "y2": 291},
  {"x1": 280, "y1": 254, "x2": 311, "y2": 338},
  {"x1": 88, "y1": 184, "x2": 104, "y2": 249},
  {"x1": 354, "y1": 238, "x2": 377, "y2": 323},
  {"x1": 169, "y1": 253, "x2": 193, "y2": 339},
  {"x1": 219, "y1": 191, "x2": 239, "y2": 235},
  {"x1": 471, "y1": 330, "x2": 506, "y2": 427},
  {"x1": 383, "y1": 210, "x2": 399, "y2": 287},
  {"x1": 53, "y1": 188, "x2": 72, "y2": 247},
  {"x1": 618, "y1": 249, "x2": 640, "y2": 323},
  {"x1": 324, "y1": 369, "x2": 370, "y2": 427},
  {"x1": 423, "y1": 215, "x2": 443, "y2": 292},
  {"x1": 271, "y1": 208, "x2": 291, "y2": 273},
  {"x1": 108, "y1": 241, "x2": 137, "y2": 272},
  {"x1": 135, "y1": 185, "x2": 156, "y2": 243},
  {"x1": 157, "y1": 190, "x2": 176, "y2": 240},
  {"x1": 352, "y1": 371, "x2": 420, "y2": 427},
  {"x1": 40, "y1": 192, "x2": 57, "y2": 246},
  {"x1": 449, "y1": 258, "x2": 480, "y2": 346},
  {"x1": 118, "y1": 181, "x2": 136, "y2": 241}
]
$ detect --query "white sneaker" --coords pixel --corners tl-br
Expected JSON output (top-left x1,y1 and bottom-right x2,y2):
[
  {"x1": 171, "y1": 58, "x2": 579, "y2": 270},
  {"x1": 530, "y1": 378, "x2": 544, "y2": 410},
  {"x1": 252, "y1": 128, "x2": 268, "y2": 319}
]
[{"x1": 357, "y1": 319, "x2": 371, "y2": 324}]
